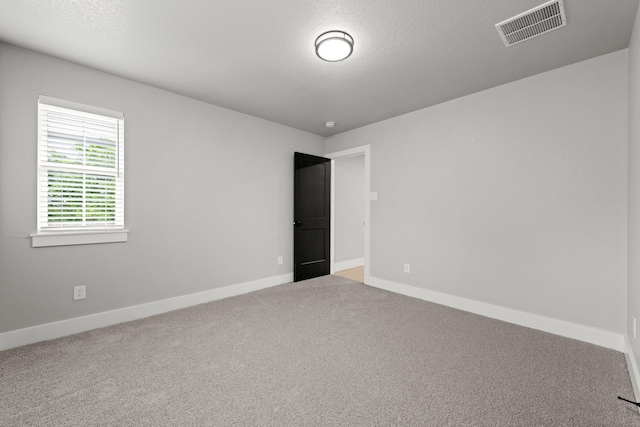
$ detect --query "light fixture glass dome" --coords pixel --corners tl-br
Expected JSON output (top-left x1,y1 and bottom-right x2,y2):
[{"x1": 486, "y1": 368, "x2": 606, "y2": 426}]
[{"x1": 315, "y1": 31, "x2": 354, "y2": 62}]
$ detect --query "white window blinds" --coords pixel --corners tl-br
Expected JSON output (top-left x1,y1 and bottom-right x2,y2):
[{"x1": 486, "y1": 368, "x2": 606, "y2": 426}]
[{"x1": 37, "y1": 96, "x2": 124, "y2": 232}]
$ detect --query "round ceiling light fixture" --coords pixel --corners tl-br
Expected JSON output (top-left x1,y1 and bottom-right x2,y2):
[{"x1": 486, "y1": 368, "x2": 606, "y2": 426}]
[{"x1": 315, "y1": 31, "x2": 354, "y2": 62}]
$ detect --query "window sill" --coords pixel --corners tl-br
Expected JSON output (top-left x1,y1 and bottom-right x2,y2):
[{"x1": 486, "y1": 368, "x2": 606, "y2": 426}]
[{"x1": 31, "y1": 229, "x2": 129, "y2": 248}]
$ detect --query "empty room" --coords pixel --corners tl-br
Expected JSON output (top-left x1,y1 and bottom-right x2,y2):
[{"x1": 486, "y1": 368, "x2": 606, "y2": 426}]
[{"x1": 3, "y1": 0, "x2": 640, "y2": 425}]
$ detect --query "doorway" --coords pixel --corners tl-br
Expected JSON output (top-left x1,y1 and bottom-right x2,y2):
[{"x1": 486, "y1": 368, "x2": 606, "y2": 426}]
[{"x1": 326, "y1": 145, "x2": 371, "y2": 284}]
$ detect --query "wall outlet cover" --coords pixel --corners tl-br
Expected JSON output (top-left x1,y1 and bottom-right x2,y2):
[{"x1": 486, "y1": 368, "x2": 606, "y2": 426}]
[{"x1": 74, "y1": 285, "x2": 86, "y2": 301}]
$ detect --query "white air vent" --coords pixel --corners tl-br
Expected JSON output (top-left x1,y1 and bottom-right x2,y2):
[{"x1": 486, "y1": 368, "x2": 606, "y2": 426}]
[{"x1": 495, "y1": 0, "x2": 566, "y2": 47}]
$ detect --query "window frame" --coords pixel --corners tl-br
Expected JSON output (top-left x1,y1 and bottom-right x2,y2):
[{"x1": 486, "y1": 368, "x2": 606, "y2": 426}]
[{"x1": 31, "y1": 96, "x2": 128, "y2": 248}]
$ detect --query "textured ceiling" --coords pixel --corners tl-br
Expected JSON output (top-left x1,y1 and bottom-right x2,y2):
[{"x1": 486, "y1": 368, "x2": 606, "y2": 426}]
[{"x1": 0, "y1": 0, "x2": 638, "y2": 136}]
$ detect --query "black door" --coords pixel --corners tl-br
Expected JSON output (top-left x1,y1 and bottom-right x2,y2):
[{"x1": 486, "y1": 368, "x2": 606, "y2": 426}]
[{"x1": 294, "y1": 152, "x2": 331, "y2": 282}]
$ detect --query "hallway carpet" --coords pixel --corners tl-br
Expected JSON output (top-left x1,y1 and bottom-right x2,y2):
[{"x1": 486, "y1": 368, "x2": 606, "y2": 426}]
[{"x1": 1, "y1": 275, "x2": 638, "y2": 426}]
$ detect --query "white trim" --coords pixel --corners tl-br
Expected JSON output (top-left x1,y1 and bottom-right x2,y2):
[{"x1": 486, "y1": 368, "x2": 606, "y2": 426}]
[
  {"x1": 626, "y1": 336, "x2": 640, "y2": 401},
  {"x1": 0, "y1": 273, "x2": 293, "y2": 351},
  {"x1": 326, "y1": 145, "x2": 371, "y2": 284},
  {"x1": 38, "y1": 95, "x2": 124, "y2": 120},
  {"x1": 31, "y1": 229, "x2": 129, "y2": 247},
  {"x1": 367, "y1": 276, "x2": 624, "y2": 352},
  {"x1": 334, "y1": 258, "x2": 365, "y2": 272},
  {"x1": 330, "y1": 159, "x2": 336, "y2": 273}
]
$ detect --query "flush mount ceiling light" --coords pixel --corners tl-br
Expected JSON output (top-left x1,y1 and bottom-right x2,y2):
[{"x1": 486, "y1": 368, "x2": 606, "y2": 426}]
[{"x1": 315, "y1": 31, "x2": 354, "y2": 62}]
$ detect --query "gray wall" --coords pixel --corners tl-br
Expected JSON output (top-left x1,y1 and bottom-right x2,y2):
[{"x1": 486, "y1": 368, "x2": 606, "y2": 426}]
[
  {"x1": 0, "y1": 41, "x2": 631, "y2": 342},
  {"x1": 0, "y1": 44, "x2": 324, "y2": 333},
  {"x1": 629, "y1": 5, "x2": 640, "y2": 369},
  {"x1": 326, "y1": 50, "x2": 628, "y2": 334},
  {"x1": 334, "y1": 155, "x2": 365, "y2": 264}
]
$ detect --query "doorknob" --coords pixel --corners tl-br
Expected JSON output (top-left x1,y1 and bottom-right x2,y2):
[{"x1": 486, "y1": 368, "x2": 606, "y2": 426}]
[{"x1": 294, "y1": 220, "x2": 302, "y2": 226}]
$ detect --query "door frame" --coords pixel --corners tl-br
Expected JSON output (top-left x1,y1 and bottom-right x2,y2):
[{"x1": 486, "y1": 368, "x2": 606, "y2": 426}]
[{"x1": 325, "y1": 145, "x2": 371, "y2": 284}]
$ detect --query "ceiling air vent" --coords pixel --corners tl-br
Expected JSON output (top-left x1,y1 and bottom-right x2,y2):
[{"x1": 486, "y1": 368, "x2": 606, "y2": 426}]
[{"x1": 495, "y1": 0, "x2": 566, "y2": 47}]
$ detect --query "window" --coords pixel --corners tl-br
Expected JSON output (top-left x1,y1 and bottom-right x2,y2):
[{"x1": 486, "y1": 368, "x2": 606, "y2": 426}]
[{"x1": 32, "y1": 96, "x2": 127, "y2": 247}]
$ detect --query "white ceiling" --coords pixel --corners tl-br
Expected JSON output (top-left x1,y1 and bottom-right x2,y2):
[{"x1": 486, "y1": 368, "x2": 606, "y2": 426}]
[{"x1": 0, "y1": 0, "x2": 638, "y2": 136}]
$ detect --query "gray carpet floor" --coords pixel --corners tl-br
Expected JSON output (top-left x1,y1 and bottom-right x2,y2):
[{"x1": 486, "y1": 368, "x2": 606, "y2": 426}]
[{"x1": 1, "y1": 275, "x2": 639, "y2": 426}]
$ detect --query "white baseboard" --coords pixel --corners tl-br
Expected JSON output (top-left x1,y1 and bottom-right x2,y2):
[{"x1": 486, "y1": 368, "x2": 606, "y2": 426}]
[
  {"x1": 0, "y1": 273, "x2": 293, "y2": 352},
  {"x1": 2, "y1": 273, "x2": 625, "y2": 355},
  {"x1": 367, "y1": 276, "x2": 624, "y2": 352},
  {"x1": 626, "y1": 336, "x2": 640, "y2": 401},
  {"x1": 334, "y1": 258, "x2": 364, "y2": 272}
]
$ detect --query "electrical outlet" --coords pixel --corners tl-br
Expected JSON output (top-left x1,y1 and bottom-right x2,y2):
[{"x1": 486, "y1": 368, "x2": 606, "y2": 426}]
[
  {"x1": 277, "y1": 256, "x2": 283, "y2": 265},
  {"x1": 74, "y1": 285, "x2": 86, "y2": 301},
  {"x1": 404, "y1": 263, "x2": 410, "y2": 274},
  {"x1": 370, "y1": 192, "x2": 378, "y2": 201},
  {"x1": 634, "y1": 317, "x2": 637, "y2": 339}
]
